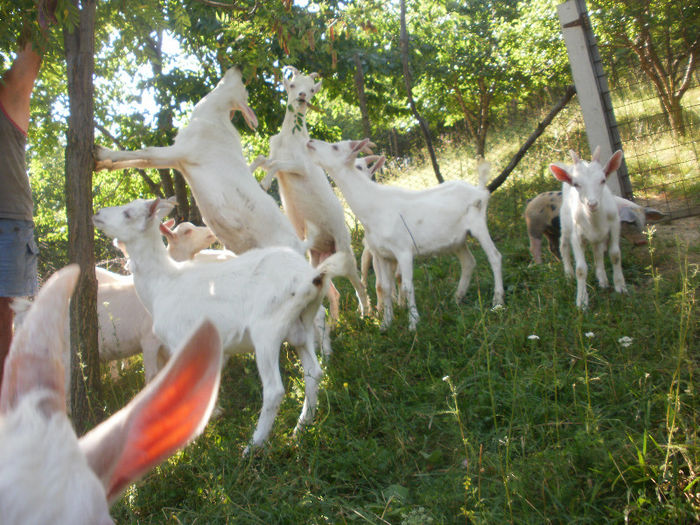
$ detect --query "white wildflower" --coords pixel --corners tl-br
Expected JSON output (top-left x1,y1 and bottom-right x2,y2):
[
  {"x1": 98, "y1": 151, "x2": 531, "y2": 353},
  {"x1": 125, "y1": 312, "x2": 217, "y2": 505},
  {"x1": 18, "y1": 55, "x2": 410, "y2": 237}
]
[
  {"x1": 442, "y1": 375, "x2": 450, "y2": 382},
  {"x1": 527, "y1": 334, "x2": 540, "y2": 340},
  {"x1": 618, "y1": 336, "x2": 633, "y2": 348},
  {"x1": 584, "y1": 331, "x2": 595, "y2": 339},
  {"x1": 491, "y1": 304, "x2": 505, "y2": 312}
]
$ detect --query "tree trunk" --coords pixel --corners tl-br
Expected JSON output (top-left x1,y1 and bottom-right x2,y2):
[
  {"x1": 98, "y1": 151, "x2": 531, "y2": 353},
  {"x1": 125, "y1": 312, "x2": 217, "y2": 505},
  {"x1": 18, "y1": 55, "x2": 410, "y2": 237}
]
[
  {"x1": 627, "y1": 21, "x2": 696, "y2": 136},
  {"x1": 453, "y1": 86, "x2": 476, "y2": 141},
  {"x1": 63, "y1": 0, "x2": 100, "y2": 434},
  {"x1": 353, "y1": 53, "x2": 372, "y2": 139},
  {"x1": 399, "y1": 0, "x2": 443, "y2": 183}
]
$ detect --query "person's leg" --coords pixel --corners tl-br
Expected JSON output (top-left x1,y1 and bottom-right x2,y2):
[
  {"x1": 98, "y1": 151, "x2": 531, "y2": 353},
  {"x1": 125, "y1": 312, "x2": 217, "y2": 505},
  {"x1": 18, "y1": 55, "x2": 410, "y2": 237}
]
[
  {"x1": 0, "y1": 219, "x2": 39, "y2": 388},
  {"x1": 0, "y1": 296, "x2": 13, "y2": 384}
]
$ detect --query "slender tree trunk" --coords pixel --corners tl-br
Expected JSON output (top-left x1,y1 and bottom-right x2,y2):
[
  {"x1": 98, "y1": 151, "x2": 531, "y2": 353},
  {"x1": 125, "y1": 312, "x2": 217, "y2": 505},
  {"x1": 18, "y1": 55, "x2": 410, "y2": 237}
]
[
  {"x1": 453, "y1": 86, "x2": 476, "y2": 140},
  {"x1": 399, "y1": 0, "x2": 443, "y2": 183},
  {"x1": 353, "y1": 53, "x2": 372, "y2": 140},
  {"x1": 63, "y1": 0, "x2": 100, "y2": 433}
]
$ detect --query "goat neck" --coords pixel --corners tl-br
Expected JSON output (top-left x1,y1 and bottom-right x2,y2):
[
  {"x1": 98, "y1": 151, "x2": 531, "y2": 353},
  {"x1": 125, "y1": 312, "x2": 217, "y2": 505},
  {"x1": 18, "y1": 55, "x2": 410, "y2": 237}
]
[
  {"x1": 323, "y1": 160, "x2": 377, "y2": 222},
  {"x1": 281, "y1": 101, "x2": 310, "y2": 139},
  {"x1": 123, "y1": 227, "x2": 178, "y2": 311}
]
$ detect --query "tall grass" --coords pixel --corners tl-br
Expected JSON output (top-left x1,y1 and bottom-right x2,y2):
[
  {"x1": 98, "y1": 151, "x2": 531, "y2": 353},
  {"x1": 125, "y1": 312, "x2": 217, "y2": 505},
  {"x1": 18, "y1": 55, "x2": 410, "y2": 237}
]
[{"x1": 103, "y1": 164, "x2": 697, "y2": 522}]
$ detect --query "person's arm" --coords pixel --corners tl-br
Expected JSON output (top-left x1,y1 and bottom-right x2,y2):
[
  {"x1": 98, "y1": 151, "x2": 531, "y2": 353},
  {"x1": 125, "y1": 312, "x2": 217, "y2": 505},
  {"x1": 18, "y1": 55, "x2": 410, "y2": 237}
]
[{"x1": 0, "y1": 43, "x2": 41, "y2": 134}]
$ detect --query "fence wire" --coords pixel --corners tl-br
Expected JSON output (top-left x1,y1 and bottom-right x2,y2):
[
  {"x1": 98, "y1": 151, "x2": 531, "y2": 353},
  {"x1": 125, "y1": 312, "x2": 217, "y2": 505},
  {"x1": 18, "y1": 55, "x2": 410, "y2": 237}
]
[{"x1": 610, "y1": 65, "x2": 700, "y2": 220}]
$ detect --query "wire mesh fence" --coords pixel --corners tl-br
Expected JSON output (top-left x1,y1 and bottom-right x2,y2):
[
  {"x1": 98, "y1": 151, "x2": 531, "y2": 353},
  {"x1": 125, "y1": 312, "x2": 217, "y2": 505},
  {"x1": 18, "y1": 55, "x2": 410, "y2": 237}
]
[
  {"x1": 610, "y1": 65, "x2": 700, "y2": 220},
  {"x1": 371, "y1": 61, "x2": 699, "y2": 228}
]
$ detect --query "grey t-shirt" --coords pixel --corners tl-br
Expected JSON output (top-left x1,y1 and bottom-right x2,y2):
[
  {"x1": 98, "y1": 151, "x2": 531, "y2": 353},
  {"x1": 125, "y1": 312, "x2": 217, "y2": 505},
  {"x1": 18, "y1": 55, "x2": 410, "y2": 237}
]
[{"x1": 0, "y1": 102, "x2": 33, "y2": 221}]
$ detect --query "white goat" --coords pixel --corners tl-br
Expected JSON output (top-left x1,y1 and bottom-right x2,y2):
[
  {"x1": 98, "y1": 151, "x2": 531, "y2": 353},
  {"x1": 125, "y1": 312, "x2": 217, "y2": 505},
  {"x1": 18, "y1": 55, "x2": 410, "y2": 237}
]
[
  {"x1": 0, "y1": 264, "x2": 222, "y2": 524},
  {"x1": 94, "y1": 67, "x2": 305, "y2": 256},
  {"x1": 95, "y1": 266, "x2": 131, "y2": 284},
  {"x1": 525, "y1": 189, "x2": 664, "y2": 263},
  {"x1": 306, "y1": 138, "x2": 504, "y2": 331},
  {"x1": 159, "y1": 219, "x2": 235, "y2": 262},
  {"x1": 93, "y1": 197, "x2": 346, "y2": 450},
  {"x1": 95, "y1": 68, "x2": 333, "y2": 355},
  {"x1": 159, "y1": 218, "x2": 217, "y2": 260},
  {"x1": 251, "y1": 66, "x2": 369, "y2": 320},
  {"x1": 549, "y1": 147, "x2": 627, "y2": 308}
]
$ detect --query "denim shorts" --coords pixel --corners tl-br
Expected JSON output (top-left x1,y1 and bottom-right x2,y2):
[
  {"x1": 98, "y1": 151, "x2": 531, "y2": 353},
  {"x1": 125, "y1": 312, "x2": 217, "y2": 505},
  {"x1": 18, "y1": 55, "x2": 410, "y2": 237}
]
[{"x1": 0, "y1": 219, "x2": 38, "y2": 297}]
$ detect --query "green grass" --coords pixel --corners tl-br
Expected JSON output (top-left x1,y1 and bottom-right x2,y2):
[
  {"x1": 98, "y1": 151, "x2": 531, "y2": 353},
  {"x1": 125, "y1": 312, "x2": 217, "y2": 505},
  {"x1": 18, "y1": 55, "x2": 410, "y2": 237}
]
[
  {"x1": 59, "y1": 74, "x2": 698, "y2": 523},
  {"x1": 102, "y1": 192, "x2": 697, "y2": 523}
]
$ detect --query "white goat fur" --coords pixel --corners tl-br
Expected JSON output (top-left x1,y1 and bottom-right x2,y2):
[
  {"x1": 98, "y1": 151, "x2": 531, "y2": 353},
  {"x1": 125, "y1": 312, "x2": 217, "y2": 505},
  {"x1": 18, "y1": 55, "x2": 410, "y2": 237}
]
[
  {"x1": 159, "y1": 218, "x2": 235, "y2": 262},
  {"x1": 550, "y1": 147, "x2": 627, "y2": 308},
  {"x1": 11, "y1": 269, "x2": 164, "y2": 389},
  {"x1": 0, "y1": 265, "x2": 222, "y2": 524},
  {"x1": 355, "y1": 155, "x2": 403, "y2": 311},
  {"x1": 94, "y1": 67, "x2": 305, "y2": 255},
  {"x1": 159, "y1": 218, "x2": 217, "y2": 259},
  {"x1": 93, "y1": 198, "x2": 346, "y2": 449},
  {"x1": 306, "y1": 139, "x2": 504, "y2": 331},
  {"x1": 252, "y1": 66, "x2": 369, "y2": 320}
]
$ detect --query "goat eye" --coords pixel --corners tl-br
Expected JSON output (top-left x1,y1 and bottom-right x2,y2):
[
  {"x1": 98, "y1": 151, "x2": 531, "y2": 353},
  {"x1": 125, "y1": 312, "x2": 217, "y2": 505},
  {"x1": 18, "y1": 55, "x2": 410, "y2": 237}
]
[
  {"x1": 600, "y1": 179, "x2": 605, "y2": 185},
  {"x1": 123, "y1": 210, "x2": 131, "y2": 219},
  {"x1": 573, "y1": 183, "x2": 580, "y2": 188},
  {"x1": 290, "y1": 83, "x2": 295, "y2": 88},
  {"x1": 332, "y1": 145, "x2": 338, "y2": 151}
]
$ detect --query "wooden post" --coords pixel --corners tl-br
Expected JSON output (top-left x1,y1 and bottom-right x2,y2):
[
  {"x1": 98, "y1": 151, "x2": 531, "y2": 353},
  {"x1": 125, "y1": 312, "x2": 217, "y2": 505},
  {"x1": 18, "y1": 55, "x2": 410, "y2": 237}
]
[{"x1": 558, "y1": 0, "x2": 633, "y2": 198}]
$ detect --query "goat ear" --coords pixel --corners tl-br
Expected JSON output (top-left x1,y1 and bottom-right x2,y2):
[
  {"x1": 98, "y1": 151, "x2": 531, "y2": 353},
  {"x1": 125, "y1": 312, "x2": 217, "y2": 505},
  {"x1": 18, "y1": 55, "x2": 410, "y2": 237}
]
[
  {"x1": 313, "y1": 80, "x2": 322, "y2": 92},
  {"x1": 159, "y1": 222, "x2": 175, "y2": 240},
  {"x1": 350, "y1": 138, "x2": 373, "y2": 155},
  {"x1": 148, "y1": 198, "x2": 176, "y2": 220},
  {"x1": 79, "y1": 320, "x2": 222, "y2": 504},
  {"x1": 604, "y1": 150, "x2": 623, "y2": 177},
  {"x1": 163, "y1": 218, "x2": 175, "y2": 229},
  {"x1": 550, "y1": 164, "x2": 572, "y2": 185},
  {"x1": 591, "y1": 145, "x2": 601, "y2": 163},
  {"x1": 0, "y1": 265, "x2": 80, "y2": 415},
  {"x1": 568, "y1": 150, "x2": 581, "y2": 164},
  {"x1": 375, "y1": 155, "x2": 386, "y2": 173}
]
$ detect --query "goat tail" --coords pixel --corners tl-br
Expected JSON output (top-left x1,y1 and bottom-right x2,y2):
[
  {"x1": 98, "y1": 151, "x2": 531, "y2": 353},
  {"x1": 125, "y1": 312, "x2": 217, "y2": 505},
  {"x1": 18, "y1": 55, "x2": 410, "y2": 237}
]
[
  {"x1": 476, "y1": 156, "x2": 491, "y2": 187},
  {"x1": 316, "y1": 252, "x2": 350, "y2": 280},
  {"x1": 312, "y1": 252, "x2": 350, "y2": 291}
]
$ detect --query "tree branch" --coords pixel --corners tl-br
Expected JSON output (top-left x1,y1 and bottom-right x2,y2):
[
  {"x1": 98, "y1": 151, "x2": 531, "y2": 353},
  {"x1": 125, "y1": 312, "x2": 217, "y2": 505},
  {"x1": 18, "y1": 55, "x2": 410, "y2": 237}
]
[{"x1": 488, "y1": 85, "x2": 575, "y2": 193}]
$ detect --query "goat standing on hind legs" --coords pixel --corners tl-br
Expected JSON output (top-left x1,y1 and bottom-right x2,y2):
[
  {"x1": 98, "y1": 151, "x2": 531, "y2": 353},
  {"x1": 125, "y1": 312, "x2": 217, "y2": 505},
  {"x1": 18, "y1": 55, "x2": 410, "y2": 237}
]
[
  {"x1": 550, "y1": 147, "x2": 627, "y2": 309},
  {"x1": 251, "y1": 66, "x2": 370, "y2": 322}
]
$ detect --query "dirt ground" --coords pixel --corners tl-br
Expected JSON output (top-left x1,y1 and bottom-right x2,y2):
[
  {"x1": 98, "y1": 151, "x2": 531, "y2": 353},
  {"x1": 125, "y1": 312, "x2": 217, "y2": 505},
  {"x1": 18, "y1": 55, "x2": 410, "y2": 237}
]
[{"x1": 647, "y1": 214, "x2": 700, "y2": 269}]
